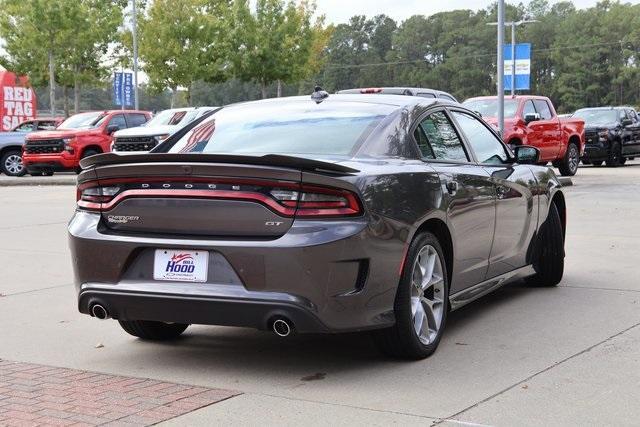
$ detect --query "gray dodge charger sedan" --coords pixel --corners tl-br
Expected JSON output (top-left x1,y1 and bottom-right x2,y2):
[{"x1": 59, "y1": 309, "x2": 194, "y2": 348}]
[{"x1": 69, "y1": 93, "x2": 566, "y2": 359}]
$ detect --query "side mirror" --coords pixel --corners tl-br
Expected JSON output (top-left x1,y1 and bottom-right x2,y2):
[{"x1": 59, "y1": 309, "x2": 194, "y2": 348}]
[
  {"x1": 514, "y1": 145, "x2": 540, "y2": 165},
  {"x1": 524, "y1": 113, "x2": 541, "y2": 124},
  {"x1": 106, "y1": 124, "x2": 120, "y2": 135},
  {"x1": 622, "y1": 118, "x2": 633, "y2": 126}
]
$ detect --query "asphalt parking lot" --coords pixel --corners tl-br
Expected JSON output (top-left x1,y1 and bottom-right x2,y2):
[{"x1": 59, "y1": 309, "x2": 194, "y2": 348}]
[{"x1": 1, "y1": 163, "x2": 639, "y2": 426}]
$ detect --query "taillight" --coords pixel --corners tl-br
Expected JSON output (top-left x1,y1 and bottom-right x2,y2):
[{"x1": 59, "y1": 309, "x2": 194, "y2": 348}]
[
  {"x1": 270, "y1": 186, "x2": 361, "y2": 217},
  {"x1": 360, "y1": 88, "x2": 383, "y2": 94},
  {"x1": 76, "y1": 179, "x2": 362, "y2": 218}
]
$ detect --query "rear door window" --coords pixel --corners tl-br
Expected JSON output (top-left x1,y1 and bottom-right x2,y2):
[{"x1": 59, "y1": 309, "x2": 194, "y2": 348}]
[
  {"x1": 126, "y1": 113, "x2": 148, "y2": 128},
  {"x1": 415, "y1": 111, "x2": 468, "y2": 161}
]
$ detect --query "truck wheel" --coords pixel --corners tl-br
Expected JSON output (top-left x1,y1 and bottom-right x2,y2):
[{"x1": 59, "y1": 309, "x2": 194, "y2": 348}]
[
  {"x1": 558, "y1": 142, "x2": 579, "y2": 176},
  {"x1": 606, "y1": 141, "x2": 623, "y2": 167},
  {"x1": 1, "y1": 150, "x2": 27, "y2": 177},
  {"x1": 526, "y1": 203, "x2": 564, "y2": 287},
  {"x1": 373, "y1": 232, "x2": 449, "y2": 359},
  {"x1": 118, "y1": 320, "x2": 188, "y2": 340}
]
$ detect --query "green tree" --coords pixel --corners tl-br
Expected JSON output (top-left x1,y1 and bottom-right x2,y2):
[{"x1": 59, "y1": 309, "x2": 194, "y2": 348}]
[
  {"x1": 0, "y1": 0, "x2": 78, "y2": 116},
  {"x1": 138, "y1": 0, "x2": 231, "y2": 107},
  {"x1": 230, "y1": 0, "x2": 322, "y2": 98}
]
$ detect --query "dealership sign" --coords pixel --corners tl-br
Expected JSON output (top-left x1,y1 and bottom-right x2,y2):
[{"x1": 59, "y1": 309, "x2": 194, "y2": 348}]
[
  {"x1": 113, "y1": 72, "x2": 134, "y2": 107},
  {"x1": 0, "y1": 71, "x2": 36, "y2": 131},
  {"x1": 503, "y1": 43, "x2": 531, "y2": 91}
]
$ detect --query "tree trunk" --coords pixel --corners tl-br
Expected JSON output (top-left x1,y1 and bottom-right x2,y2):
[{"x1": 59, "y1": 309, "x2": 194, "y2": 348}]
[
  {"x1": 170, "y1": 87, "x2": 178, "y2": 108},
  {"x1": 261, "y1": 80, "x2": 267, "y2": 99},
  {"x1": 74, "y1": 74, "x2": 80, "y2": 114},
  {"x1": 48, "y1": 50, "x2": 56, "y2": 117},
  {"x1": 186, "y1": 83, "x2": 192, "y2": 107},
  {"x1": 277, "y1": 80, "x2": 282, "y2": 97},
  {"x1": 62, "y1": 86, "x2": 69, "y2": 118}
]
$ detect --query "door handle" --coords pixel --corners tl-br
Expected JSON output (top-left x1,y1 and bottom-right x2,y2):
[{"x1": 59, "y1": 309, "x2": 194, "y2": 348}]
[{"x1": 445, "y1": 181, "x2": 458, "y2": 195}]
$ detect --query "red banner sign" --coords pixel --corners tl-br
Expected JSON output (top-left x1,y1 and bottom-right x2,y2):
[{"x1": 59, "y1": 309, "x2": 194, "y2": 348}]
[{"x1": 0, "y1": 71, "x2": 37, "y2": 131}]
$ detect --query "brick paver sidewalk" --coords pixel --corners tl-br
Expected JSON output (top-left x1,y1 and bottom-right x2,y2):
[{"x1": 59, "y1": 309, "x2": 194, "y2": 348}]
[{"x1": 0, "y1": 359, "x2": 240, "y2": 426}]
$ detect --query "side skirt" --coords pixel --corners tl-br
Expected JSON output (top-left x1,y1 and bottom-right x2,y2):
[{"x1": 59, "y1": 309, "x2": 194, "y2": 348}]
[{"x1": 449, "y1": 265, "x2": 535, "y2": 311}]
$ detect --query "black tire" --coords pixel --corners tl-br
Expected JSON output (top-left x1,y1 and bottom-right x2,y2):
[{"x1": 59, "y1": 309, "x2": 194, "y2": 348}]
[
  {"x1": 373, "y1": 232, "x2": 449, "y2": 359},
  {"x1": 1, "y1": 149, "x2": 27, "y2": 177},
  {"x1": 606, "y1": 141, "x2": 623, "y2": 167},
  {"x1": 527, "y1": 203, "x2": 564, "y2": 287},
  {"x1": 29, "y1": 171, "x2": 43, "y2": 176},
  {"x1": 43, "y1": 170, "x2": 54, "y2": 176},
  {"x1": 581, "y1": 160, "x2": 591, "y2": 165},
  {"x1": 591, "y1": 160, "x2": 603, "y2": 167},
  {"x1": 558, "y1": 142, "x2": 579, "y2": 176},
  {"x1": 118, "y1": 320, "x2": 189, "y2": 340}
]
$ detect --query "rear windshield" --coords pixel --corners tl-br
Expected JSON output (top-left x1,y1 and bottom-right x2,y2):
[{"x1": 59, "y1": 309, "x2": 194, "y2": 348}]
[
  {"x1": 166, "y1": 101, "x2": 391, "y2": 157},
  {"x1": 573, "y1": 109, "x2": 619, "y2": 126}
]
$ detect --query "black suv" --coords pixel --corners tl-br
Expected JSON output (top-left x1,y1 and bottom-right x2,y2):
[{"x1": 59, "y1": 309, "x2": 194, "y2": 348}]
[{"x1": 573, "y1": 107, "x2": 640, "y2": 166}]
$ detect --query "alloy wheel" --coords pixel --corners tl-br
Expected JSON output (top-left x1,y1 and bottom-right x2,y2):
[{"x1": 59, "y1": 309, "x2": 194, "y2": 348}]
[
  {"x1": 4, "y1": 154, "x2": 24, "y2": 175},
  {"x1": 568, "y1": 145, "x2": 579, "y2": 173},
  {"x1": 410, "y1": 245, "x2": 445, "y2": 345}
]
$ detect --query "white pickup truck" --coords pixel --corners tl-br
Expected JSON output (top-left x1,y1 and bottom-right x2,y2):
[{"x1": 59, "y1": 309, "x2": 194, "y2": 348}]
[{"x1": 111, "y1": 107, "x2": 217, "y2": 153}]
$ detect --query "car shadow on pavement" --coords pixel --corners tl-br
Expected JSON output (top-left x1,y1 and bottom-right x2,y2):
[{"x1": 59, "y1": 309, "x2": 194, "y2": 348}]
[{"x1": 111, "y1": 280, "x2": 553, "y2": 376}]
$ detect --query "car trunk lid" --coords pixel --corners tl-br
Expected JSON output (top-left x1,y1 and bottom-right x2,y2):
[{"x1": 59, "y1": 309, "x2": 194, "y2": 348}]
[{"x1": 77, "y1": 153, "x2": 360, "y2": 238}]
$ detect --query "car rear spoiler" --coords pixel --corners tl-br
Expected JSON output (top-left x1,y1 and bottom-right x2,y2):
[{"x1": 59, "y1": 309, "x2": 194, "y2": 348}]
[{"x1": 79, "y1": 153, "x2": 360, "y2": 175}]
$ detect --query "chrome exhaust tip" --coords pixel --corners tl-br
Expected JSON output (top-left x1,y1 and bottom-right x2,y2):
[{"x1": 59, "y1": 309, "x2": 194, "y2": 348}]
[
  {"x1": 90, "y1": 304, "x2": 110, "y2": 320},
  {"x1": 272, "y1": 318, "x2": 292, "y2": 337}
]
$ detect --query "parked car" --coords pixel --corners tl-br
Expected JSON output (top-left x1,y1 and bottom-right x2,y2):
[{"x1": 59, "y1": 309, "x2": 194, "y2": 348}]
[
  {"x1": 0, "y1": 117, "x2": 63, "y2": 176},
  {"x1": 337, "y1": 87, "x2": 458, "y2": 102},
  {"x1": 572, "y1": 106, "x2": 640, "y2": 167},
  {"x1": 112, "y1": 107, "x2": 218, "y2": 153},
  {"x1": 23, "y1": 110, "x2": 151, "y2": 175},
  {"x1": 463, "y1": 95, "x2": 585, "y2": 176},
  {"x1": 70, "y1": 93, "x2": 566, "y2": 359}
]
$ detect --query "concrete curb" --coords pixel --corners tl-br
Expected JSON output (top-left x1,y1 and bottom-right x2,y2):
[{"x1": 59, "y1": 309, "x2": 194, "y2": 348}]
[{"x1": 0, "y1": 178, "x2": 76, "y2": 187}]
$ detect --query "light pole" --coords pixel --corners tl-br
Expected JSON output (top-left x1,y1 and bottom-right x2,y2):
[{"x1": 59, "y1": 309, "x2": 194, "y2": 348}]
[
  {"x1": 131, "y1": 0, "x2": 139, "y2": 110},
  {"x1": 496, "y1": 1, "x2": 505, "y2": 136},
  {"x1": 488, "y1": 15, "x2": 537, "y2": 134}
]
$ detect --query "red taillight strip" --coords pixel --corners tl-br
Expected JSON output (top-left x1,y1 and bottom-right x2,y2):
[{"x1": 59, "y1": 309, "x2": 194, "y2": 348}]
[
  {"x1": 81, "y1": 176, "x2": 300, "y2": 190},
  {"x1": 78, "y1": 189, "x2": 297, "y2": 217}
]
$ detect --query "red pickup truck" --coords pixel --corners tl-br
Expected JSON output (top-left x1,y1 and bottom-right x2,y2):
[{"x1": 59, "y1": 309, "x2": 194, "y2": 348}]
[
  {"x1": 23, "y1": 110, "x2": 151, "y2": 175},
  {"x1": 463, "y1": 95, "x2": 585, "y2": 176}
]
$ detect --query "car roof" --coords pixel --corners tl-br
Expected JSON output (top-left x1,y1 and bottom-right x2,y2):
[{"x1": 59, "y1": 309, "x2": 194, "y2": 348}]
[
  {"x1": 464, "y1": 95, "x2": 550, "y2": 102},
  {"x1": 576, "y1": 106, "x2": 631, "y2": 111},
  {"x1": 227, "y1": 94, "x2": 454, "y2": 110}
]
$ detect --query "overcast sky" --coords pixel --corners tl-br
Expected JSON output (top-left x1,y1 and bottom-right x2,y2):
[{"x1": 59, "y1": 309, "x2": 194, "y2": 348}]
[{"x1": 315, "y1": 0, "x2": 640, "y2": 24}]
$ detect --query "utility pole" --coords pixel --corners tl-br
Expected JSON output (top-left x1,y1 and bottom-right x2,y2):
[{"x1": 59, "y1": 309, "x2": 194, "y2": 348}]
[{"x1": 131, "y1": 0, "x2": 139, "y2": 110}]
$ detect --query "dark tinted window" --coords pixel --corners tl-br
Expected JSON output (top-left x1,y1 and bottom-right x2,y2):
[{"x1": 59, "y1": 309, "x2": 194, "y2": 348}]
[
  {"x1": 413, "y1": 127, "x2": 435, "y2": 159},
  {"x1": 439, "y1": 94, "x2": 456, "y2": 102},
  {"x1": 417, "y1": 92, "x2": 436, "y2": 98},
  {"x1": 417, "y1": 111, "x2": 468, "y2": 161},
  {"x1": 452, "y1": 111, "x2": 508, "y2": 164},
  {"x1": 167, "y1": 101, "x2": 391, "y2": 157},
  {"x1": 533, "y1": 100, "x2": 552, "y2": 120},
  {"x1": 109, "y1": 114, "x2": 126, "y2": 130},
  {"x1": 523, "y1": 100, "x2": 536, "y2": 117},
  {"x1": 126, "y1": 114, "x2": 148, "y2": 127}
]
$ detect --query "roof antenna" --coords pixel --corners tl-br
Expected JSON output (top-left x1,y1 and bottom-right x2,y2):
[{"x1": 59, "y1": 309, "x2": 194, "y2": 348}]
[{"x1": 311, "y1": 85, "x2": 329, "y2": 104}]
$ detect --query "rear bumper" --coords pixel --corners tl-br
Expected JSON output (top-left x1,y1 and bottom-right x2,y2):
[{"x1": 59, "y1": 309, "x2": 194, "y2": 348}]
[
  {"x1": 78, "y1": 284, "x2": 328, "y2": 333},
  {"x1": 69, "y1": 211, "x2": 403, "y2": 333}
]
